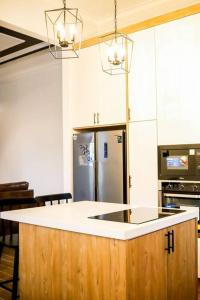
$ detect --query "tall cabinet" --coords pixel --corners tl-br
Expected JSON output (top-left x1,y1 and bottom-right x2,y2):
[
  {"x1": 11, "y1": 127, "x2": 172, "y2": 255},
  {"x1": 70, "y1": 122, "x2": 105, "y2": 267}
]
[
  {"x1": 128, "y1": 28, "x2": 157, "y2": 122},
  {"x1": 155, "y1": 13, "x2": 200, "y2": 145},
  {"x1": 128, "y1": 28, "x2": 158, "y2": 206},
  {"x1": 129, "y1": 121, "x2": 158, "y2": 206}
]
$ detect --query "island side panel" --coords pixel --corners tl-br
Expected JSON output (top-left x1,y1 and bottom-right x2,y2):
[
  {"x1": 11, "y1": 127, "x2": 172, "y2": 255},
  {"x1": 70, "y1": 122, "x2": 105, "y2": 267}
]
[
  {"x1": 126, "y1": 227, "x2": 168, "y2": 300},
  {"x1": 19, "y1": 223, "x2": 127, "y2": 300},
  {"x1": 167, "y1": 219, "x2": 197, "y2": 300}
]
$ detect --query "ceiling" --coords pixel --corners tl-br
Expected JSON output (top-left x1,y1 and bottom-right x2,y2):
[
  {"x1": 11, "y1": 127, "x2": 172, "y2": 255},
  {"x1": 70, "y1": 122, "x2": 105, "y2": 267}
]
[
  {"x1": 60, "y1": 0, "x2": 156, "y2": 22},
  {"x1": 0, "y1": 33, "x2": 24, "y2": 51},
  {"x1": 1, "y1": 0, "x2": 199, "y2": 41},
  {"x1": 0, "y1": 0, "x2": 199, "y2": 64},
  {"x1": 0, "y1": 27, "x2": 48, "y2": 65},
  {"x1": 44, "y1": 0, "x2": 200, "y2": 33}
]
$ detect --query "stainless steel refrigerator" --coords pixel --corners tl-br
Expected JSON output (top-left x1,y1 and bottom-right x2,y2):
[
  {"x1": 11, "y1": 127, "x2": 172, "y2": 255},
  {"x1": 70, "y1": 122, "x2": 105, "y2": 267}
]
[{"x1": 73, "y1": 130, "x2": 126, "y2": 204}]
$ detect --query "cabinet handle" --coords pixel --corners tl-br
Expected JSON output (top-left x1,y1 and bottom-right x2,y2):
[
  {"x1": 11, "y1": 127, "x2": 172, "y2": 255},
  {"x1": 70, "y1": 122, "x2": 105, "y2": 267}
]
[
  {"x1": 94, "y1": 113, "x2": 96, "y2": 124},
  {"x1": 128, "y1": 108, "x2": 131, "y2": 121},
  {"x1": 165, "y1": 230, "x2": 174, "y2": 254},
  {"x1": 97, "y1": 112, "x2": 100, "y2": 124},
  {"x1": 165, "y1": 231, "x2": 171, "y2": 254},
  {"x1": 171, "y1": 230, "x2": 174, "y2": 252},
  {"x1": 129, "y1": 175, "x2": 132, "y2": 188}
]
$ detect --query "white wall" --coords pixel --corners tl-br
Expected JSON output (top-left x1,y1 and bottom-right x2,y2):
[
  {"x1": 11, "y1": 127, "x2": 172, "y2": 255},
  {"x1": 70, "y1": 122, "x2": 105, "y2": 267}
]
[{"x1": 0, "y1": 51, "x2": 64, "y2": 196}]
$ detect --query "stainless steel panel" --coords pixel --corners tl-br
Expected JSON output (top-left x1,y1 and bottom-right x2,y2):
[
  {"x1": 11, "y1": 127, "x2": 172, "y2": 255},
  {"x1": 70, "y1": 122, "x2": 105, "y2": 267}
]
[
  {"x1": 73, "y1": 132, "x2": 95, "y2": 201},
  {"x1": 96, "y1": 130, "x2": 125, "y2": 204}
]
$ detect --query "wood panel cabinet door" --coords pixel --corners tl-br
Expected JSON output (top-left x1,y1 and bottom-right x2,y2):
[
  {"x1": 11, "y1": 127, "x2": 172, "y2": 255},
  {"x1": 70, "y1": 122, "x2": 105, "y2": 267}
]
[
  {"x1": 129, "y1": 120, "x2": 158, "y2": 207},
  {"x1": 128, "y1": 28, "x2": 156, "y2": 122},
  {"x1": 167, "y1": 219, "x2": 197, "y2": 300},
  {"x1": 127, "y1": 228, "x2": 168, "y2": 300}
]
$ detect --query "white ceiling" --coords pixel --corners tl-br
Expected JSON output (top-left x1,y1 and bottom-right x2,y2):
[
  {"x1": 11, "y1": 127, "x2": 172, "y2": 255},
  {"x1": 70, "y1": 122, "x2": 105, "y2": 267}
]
[
  {"x1": 0, "y1": 33, "x2": 24, "y2": 51},
  {"x1": 43, "y1": 0, "x2": 200, "y2": 37},
  {"x1": 44, "y1": 0, "x2": 199, "y2": 23},
  {"x1": 0, "y1": 28, "x2": 48, "y2": 64},
  {"x1": 63, "y1": 0, "x2": 156, "y2": 22},
  {"x1": 0, "y1": 0, "x2": 199, "y2": 42}
]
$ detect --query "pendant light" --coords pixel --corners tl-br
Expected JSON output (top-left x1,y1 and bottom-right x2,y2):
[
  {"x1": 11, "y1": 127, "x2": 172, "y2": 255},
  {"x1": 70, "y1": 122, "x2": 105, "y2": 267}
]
[
  {"x1": 99, "y1": 0, "x2": 133, "y2": 75},
  {"x1": 45, "y1": 0, "x2": 83, "y2": 59}
]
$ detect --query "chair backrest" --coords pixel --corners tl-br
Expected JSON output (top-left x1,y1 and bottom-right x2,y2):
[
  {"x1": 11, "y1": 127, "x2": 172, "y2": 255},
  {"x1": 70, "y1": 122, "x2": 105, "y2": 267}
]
[
  {"x1": 0, "y1": 197, "x2": 37, "y2": 239},
  {"x1": 0, "y1": 181, "x2": 34, "y2": 200},
  {"x1": 35, "y1": 193, "x2": 72, "y2": 206},
  {"x1": 0, "y1": 181, "x2": 29, "y2": 192},
  {"x1": 0, "y1": 189, "x2": 34, "y2": 200}
]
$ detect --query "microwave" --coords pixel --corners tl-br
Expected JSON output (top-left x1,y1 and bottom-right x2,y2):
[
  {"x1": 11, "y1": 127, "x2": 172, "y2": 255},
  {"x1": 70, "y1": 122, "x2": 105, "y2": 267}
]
[{"x1": 158, "y1": 144, "x2": 200, "y2": 181}]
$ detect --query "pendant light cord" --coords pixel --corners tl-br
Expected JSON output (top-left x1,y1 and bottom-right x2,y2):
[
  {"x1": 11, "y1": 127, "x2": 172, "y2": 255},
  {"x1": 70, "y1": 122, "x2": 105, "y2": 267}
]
[
  {"x1": 63, "y1": 0, "x2": 66, "y2": 24},
  {"x1": 114, "y1": 0, "x2": 117, "y2": 33}
]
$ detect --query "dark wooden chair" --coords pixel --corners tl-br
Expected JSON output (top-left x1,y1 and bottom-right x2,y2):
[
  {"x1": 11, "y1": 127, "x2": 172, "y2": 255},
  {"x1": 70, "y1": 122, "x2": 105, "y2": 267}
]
[
  {"x1": 35, "y1": 193, "x2": 72, "y2": 206},
  {"x1": 0, "y1": 181, "x2": 34, "y2": 200},
  {"x1": 0, "y1": 181, "x2": 29, "y2": 192},
  {"x1": 0, "y1": 197, "x2": 37, "y2": 300}
]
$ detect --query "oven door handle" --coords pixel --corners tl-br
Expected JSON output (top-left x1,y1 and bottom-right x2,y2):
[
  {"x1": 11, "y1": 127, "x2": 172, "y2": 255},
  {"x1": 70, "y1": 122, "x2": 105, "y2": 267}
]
[{"x1": 163, "y1": 193, "x2": 200, "y2": 199}]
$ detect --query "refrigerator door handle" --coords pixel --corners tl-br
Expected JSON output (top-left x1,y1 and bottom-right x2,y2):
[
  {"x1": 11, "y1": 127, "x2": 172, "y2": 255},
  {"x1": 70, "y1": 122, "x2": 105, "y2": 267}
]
[
  {"x1": 129, "y1": 175, "x2": 132, "y2": 188},
  {"x1": 97, "y1": 112, "x2": 100, "y2": 124},
  {"x1": 104, "y1": 143, "x2": 108, "y2": 158},
  {"x1": 94, "y1": 113, "x2": 96, "y2": 124}
]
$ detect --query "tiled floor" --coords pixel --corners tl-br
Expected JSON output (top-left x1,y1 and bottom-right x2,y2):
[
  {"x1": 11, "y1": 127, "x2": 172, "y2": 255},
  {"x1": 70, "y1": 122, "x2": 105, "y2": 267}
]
[{"x1": 0, "y1": 251, "x2": 199, "y2": 300}]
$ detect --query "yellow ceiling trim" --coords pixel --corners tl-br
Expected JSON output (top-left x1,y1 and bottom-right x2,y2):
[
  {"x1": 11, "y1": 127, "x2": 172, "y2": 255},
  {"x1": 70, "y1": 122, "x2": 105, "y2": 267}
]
[{"x1": 81, "y1": 3, "x2": 200, "y2": 49}]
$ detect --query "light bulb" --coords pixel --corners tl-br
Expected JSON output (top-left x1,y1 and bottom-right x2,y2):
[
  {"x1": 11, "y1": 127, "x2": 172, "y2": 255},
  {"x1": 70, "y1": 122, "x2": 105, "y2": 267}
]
[
  {"x1": 56, "y1": 22, "x2": 68, "y2": 47},
  {"x1": 107, "y1": 42, "x2": 125, "y2": 65},
  {"x1": 69, "y1": 24, "x2": 76, "y2": 42}
]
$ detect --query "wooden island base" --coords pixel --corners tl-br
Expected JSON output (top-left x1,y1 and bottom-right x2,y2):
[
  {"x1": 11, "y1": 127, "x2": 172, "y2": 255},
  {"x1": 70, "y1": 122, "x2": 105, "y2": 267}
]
[{"x1": 19, "y1": 219, "x2": 197, "y2": 300}]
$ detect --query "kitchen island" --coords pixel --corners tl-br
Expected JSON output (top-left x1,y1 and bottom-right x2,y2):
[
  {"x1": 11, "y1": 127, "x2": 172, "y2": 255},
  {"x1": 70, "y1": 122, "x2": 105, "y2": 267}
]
[{"x1": 1, "y1": 201, "x2": 198, "y2": 300}]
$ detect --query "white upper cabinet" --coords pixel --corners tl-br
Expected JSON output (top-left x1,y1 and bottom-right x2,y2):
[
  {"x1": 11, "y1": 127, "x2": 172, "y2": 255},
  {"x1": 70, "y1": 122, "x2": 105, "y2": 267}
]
[
  {"x1": 70, "y1": 44, "x2": 126, "y2": 128},
  {"x1": 98, "y1": 70, "x2": 126, "y2": 126},
  {"x1": 128, "y1": 28, "x2": 156, "y2": 122},
  {"x1": 70, "y1": 45, "x2": 100, "y2": 128},
  {"x1": 129, "y1": 120, "x2": 158, "y2": 206},
  {"x1": 156, "y1": 13, "x2": 200, "y2": 145}
]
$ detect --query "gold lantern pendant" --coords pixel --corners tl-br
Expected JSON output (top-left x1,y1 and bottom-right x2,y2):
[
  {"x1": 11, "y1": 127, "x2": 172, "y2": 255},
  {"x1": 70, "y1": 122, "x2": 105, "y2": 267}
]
[
  {"x1": 99, "y1": 0, "x2": 133, "y2": 75},
  {"x1": 45, "y1": 0, "x2": 83, "y2": 59}
]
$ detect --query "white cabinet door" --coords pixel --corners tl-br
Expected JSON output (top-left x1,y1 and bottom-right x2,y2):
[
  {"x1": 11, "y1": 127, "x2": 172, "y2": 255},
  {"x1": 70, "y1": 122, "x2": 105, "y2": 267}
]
[
  {"x1": 70, "y1": 43, "x2": 126, "y2": 128},
  {"x1": 98, "y1": 71, "x2": 126, "y2": 125},
  {"x1": 70, "y1": 45, "x2": 100, "y2": 128},
  {"x1": 128, "y1": 28, "x2": 156, "y2": 121},
  {"x1": 156, "y1": 13, "x2": 200, "y2": 145},
  {"x1": 129, "y1": 120, "x2": 158, "y2": 206}
]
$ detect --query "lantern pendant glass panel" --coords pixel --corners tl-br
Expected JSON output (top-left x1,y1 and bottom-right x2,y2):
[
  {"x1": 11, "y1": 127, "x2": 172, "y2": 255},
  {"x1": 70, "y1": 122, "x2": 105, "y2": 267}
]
[
  {"x1": 45, "y1": 5, "x2": 83, "y2": 59},
  {"x1": 99, "y1": 32, "x2": 133, "y2": 75}
]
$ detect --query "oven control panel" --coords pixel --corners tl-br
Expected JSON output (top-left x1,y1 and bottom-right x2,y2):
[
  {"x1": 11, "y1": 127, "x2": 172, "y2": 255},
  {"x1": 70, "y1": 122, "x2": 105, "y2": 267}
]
[{"x1": 161, "y1": 182, "x2": 200, "y2": 193}]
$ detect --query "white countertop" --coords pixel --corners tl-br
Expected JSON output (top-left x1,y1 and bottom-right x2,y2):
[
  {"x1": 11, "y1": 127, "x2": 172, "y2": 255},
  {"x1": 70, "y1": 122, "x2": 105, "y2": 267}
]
[{"x1": 1, "y1": 201, "x2": 198, "y2": 240}]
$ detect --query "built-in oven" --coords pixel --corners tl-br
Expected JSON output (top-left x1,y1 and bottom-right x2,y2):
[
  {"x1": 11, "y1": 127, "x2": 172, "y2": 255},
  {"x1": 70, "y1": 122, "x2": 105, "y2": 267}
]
[
  {"x1": 158, "y1": 144, "x2": 200, "y2": 181},
  {"x1": 159, "y1": 181, "x2": 200, "y2": 230}
]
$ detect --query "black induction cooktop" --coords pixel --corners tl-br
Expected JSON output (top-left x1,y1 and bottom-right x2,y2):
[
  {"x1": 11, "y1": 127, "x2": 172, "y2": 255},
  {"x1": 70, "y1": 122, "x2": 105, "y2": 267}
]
[{"x1": 89, "y1": 207, "x2": 186, "y2": 224}]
